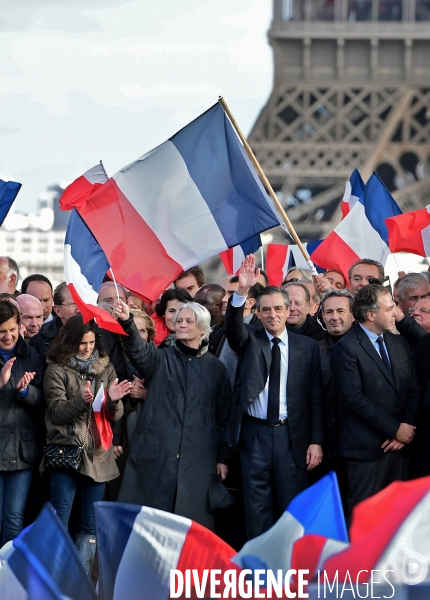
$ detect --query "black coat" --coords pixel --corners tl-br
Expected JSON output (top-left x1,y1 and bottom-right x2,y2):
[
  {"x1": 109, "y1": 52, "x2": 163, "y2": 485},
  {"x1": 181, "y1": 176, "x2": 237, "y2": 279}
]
[
  {"x1": 286, "y1": 314, "x2": 325, "y2": 342},
  {"x1": 0, "y1": 336, "x2": 44, "y2": 470},
  {"x1": 30, "y1": 315, "x2": 62, "y2": 365},
  {"x1": 318, "y1": 333, "x2": 341, "y2": 459},
  {"x1": 117, "y1": 315, "x2": 233, "y2": 530},
  {"x1": 396, "y1": 314, "x2": 427, "y2": 351},
  {"x1": 331, "y1": 325, "x2": 421, "y2": 460},
  {"x1": 224, "y1": 301, "x2": 324, "y2": 468}
]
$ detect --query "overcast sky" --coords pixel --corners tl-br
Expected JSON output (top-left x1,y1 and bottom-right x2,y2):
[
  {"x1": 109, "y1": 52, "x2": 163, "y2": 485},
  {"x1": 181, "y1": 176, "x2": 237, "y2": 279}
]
[{"x1": 0, "y1": 0, "x2": 273, "y2": 213}]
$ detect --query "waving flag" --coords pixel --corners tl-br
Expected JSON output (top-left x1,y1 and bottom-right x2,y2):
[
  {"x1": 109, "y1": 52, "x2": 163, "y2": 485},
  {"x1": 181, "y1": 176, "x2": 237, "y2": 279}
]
[
  {"x1": 219, "y1": 234, "x2": 261, "y2": 275},
  {"x1": 341, "y1": 169, "x2": 365, "y2": 219},
  {"x1": 385, "y1": 205, "x2": 430, "y2": 257},
  {"x1": 266, "y1": 241, "x2": 324, "y2": 286},
  {"x1": 310, "y1": 173, "x2": 402, "y2": 283},
  {"x1": 6, "y1": 504, "x2": 96, "y2": 600},
  {"x1": 0, "y1": 178, "x2": 21, "y2": 226},
  {"x1": 68, "y1": 102, "x2": 281, "y2": 301},
  {"x1": 95, "y1": 502, "x2": 239, "y2": 600},
  {"x1": 320, "y1": 477, "x2": 430, "y2": 586},
  {"x1": 64, "y1": 209, "x2": 125, "y2": 335},
  {"x1": 60, "y1": 162, "x2": 108, "y2": 211}
]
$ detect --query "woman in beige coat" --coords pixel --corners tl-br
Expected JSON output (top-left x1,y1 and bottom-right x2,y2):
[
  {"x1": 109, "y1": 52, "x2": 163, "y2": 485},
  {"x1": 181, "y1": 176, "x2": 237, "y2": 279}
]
[{"x1": 43, "y1": 315, "x2": 130, "y2": 573}]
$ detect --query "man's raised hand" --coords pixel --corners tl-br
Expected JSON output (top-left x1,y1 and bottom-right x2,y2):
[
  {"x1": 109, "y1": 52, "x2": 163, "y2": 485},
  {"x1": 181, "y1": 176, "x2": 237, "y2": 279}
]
[{"x1": 237, "y1": 254, "x2": 260, "y2": 296}]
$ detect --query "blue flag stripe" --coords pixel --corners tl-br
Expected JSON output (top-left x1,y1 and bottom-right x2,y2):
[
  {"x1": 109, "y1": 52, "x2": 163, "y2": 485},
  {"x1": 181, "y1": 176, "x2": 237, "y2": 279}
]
[
  {"x1": 170, "y1": 103, "x2": 280, "y2": 248},
  {"x1": 364, "y1": 173, "x2": 402, "y2": 245},
  {"x1": 0, "y1": 179, "x2": 21, "y2": 226},
  {"x1": 65, "y1": 209, "x2": 110, "y2": 292}
]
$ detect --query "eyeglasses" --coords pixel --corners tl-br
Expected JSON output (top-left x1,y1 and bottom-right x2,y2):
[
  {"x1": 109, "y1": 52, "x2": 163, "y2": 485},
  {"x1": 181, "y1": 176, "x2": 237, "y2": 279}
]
[{"x1": 409, "y1": 306, "x2": 430, "y2": 315}]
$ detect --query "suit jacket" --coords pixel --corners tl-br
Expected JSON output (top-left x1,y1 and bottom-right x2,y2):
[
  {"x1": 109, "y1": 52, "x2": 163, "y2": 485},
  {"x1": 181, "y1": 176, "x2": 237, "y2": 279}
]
[
  {"x1": 330, "y1": 325, "x2": 421, "y2": 460},
  {"x1": 224, "y1": 300, "x2": 324, "y2": 469}
]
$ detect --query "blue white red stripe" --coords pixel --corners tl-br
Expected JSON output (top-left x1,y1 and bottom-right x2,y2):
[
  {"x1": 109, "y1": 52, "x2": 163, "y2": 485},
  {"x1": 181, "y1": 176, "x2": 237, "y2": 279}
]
[
  {"x1": 266, "y1": 241, "x2": 324, "y2": 286},
  {"x1": 341, "y1": 169, "x2": 365, "y2": 219},
  {"x1": 310, "y1": 173, "x2": 402, "y2": 283},
  {"x1": 69, "y1": 103, "x2": 281, "y2": 301}
]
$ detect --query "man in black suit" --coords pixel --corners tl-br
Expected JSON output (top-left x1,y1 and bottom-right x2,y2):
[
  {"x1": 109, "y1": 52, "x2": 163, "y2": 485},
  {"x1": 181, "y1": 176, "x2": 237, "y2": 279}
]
[
  {"x1": 225, "y1": 255, "x2": 323, "y2": 540},
  {"x1": 331, "y1": 284, "x2": 421, "y2": 523}
]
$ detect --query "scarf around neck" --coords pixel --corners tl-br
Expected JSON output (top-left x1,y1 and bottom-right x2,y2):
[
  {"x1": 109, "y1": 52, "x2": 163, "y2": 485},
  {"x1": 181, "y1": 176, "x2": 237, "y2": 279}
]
[{"x1": 65, "y1": 348, "x2": 100, "y2": 376}]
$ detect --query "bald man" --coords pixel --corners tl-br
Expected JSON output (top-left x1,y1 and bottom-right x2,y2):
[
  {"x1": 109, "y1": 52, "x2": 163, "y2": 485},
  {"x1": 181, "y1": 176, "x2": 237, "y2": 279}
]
[
  {"x1": 16, "y1": 294, "x2": 44, "y2": 340},
  {"x1": 194, "y1": 284, "x2": 224, "y2": 327}
]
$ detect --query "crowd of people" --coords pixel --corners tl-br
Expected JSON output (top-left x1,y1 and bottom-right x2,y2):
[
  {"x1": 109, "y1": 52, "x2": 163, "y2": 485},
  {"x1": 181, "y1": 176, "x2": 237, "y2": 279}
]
[{"x1": 0, "y1": 252, "x2": 429, "y2": 575}]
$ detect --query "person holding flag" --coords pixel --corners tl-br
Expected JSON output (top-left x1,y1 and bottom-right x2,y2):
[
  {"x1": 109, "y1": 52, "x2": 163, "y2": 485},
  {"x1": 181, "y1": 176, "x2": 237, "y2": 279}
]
[{"x1": 42, "y1": 315, "x2": 131, "y2": 575}]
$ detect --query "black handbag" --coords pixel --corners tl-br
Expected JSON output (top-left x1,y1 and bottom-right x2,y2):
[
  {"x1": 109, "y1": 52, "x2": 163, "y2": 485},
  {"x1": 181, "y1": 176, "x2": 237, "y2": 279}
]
[{"x1": 44, "y1": 408, "x2": 92, "y2": 472}]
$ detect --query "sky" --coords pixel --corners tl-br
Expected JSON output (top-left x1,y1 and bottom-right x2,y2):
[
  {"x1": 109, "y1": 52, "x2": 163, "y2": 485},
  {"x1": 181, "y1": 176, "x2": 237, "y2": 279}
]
[{"x1": 0, "y1": 0, "x2": 273, "y2": 213}]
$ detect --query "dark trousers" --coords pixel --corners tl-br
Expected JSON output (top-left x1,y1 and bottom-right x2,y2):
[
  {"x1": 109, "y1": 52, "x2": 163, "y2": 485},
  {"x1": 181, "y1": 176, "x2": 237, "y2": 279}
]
[
  {"x1": 50, "y1": 472, "x2": 105, "y2": 535},
  {"x1": 344, "y1": 452, "x2": 409, "y2": 526},
  {"x1": 240, "y1": 419, "x2": 308, "y2": 540},
  {"x1": 0, "y1": 469, "x2": 33, "y2": 546}
]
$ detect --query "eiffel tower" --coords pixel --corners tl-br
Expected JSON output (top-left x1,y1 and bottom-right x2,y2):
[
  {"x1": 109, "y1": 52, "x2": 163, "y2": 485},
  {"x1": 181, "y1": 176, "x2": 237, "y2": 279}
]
[{"x1": 249, "y1": 0, "x2": 430, "y2": 241}]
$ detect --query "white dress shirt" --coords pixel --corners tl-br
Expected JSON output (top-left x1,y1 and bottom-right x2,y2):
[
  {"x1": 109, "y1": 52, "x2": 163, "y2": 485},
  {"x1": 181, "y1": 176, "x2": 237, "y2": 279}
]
[{"x1": 231, "y1": 291, "x2": 289, "y2": 420}]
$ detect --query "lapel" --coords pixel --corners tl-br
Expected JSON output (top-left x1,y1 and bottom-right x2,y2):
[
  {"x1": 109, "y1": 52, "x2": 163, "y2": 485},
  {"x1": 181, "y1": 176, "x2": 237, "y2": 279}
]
[
  {"x1": 286, "y1": 330, "x2": 301, "y2": 391},
  {"x1": 255, "y1": 327, "x2": 272, "y2": 378},
  {"x1": 355, "y1": 326, "x2": 396, "y2": 390},
  {"x1": 384, "y1": 333, "x2": 401, "y2": 392}
]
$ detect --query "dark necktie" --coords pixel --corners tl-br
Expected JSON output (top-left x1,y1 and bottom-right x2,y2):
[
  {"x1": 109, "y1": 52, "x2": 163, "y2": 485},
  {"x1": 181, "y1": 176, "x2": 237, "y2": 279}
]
[
  {"x1": 267, "y1": 338, "x2": 281, "y2": 425},
  {"x1": 376, "y1": 335, "x2": 392, "y2": 376}
]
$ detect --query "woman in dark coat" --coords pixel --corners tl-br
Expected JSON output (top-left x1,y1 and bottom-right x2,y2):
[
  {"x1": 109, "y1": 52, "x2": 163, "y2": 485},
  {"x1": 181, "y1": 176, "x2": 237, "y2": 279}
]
[
  {"x1": 115, "y1": 300, "x2": 232, "y2": 530},
  {"x1": 0, "y1": 301, "x2": 44, "y2": 545}
]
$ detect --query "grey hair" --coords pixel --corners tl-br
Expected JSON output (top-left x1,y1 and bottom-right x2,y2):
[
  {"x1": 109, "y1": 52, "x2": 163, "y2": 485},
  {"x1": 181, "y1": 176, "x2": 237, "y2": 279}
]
[
  {"x1": 321, "y1": 289, "x2": 354, "y2": 312},
  {"x1": 286, "y1": 266, "x2": 313, "y2": 282},
  {"x1": 172, "y1": 301, "x2": 211, "y2": 342},
  {"x1": 282, "y1": 281, "x2": 310, "y2": 304},
  {"x1": 255, "y1": 286, "x2": 290, "y2": 310},
  {"x1": 397, "y1": 273, "x2": 429, "y2": 301}
]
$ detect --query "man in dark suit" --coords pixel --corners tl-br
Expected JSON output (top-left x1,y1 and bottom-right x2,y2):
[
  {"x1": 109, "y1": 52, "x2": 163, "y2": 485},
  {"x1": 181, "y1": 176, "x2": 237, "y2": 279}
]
[
  {"x1": 225, "y1": 254, "x2": 323, "y2": 540},
  {"x1": 331, "y1": 284, "x2": 421, "y2": 523}
]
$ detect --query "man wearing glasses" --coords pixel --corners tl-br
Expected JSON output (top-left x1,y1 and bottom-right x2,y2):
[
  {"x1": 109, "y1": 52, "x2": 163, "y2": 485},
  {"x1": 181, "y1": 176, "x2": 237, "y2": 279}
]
[{"x1": 409, "y1": 297, "x2": 430, "y2": 333}]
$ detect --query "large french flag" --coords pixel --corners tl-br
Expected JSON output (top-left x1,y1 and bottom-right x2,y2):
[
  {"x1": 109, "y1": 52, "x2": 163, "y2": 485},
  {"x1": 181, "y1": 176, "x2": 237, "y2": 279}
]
[
  {"x1": 66, "y1": 102, "x2": 281, "y2": 302},
  {"x1": 340, "y1": 169, "x2": 365, "y2": 219},
  {"x1": 96, "y1": 503, "x2": 240, "y2": 600},
  {"x1": 310, "y1": 173, "x2": 402, "y2": 283},
  {"x1": 64, "y1": 209, "x2": 126, "y2": 335},
  {"x1": 219, "y1": 234, "x2": 261, "y2": 275},
  {"x1": 385, "y1": 205, "x2": 430, "y2": 257},
  {"x1": 60, "y1": 162, "x2": 108, "y2": 211},
  {"x1": 266, "y1": 241, "x2": 324, "y2": 286},
  {"x1": 0, "y1": 178, "x2": 21, "y2": 226}
]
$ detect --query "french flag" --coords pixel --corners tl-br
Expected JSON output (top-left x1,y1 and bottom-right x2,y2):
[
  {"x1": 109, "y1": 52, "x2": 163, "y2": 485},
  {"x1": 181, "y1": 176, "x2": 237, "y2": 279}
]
[
  {"x1": 60, "y1": 162, "x2": 108, "y2": 211},
  {"x1": 266, "y1": 241, "x2": 324, "y2": 286},
  {"x1": 95, "y1": 503, "x2": 240, "y2": 600},
  {"x1": 385, "y1": 205, "x2": 430, "y2": 257},
  {"x1": 341, "y1": 169, "x2": 365, "y2": 219},
  {"x1": 219, "y1": 234, "x2": 261, "y2": 275},
  {"x1": 64, "y1": 209, "x2": 126, "y2": 335},
  {"x1": 94, "y1": 473, "x2": 347, "y2": 599},
  {"x1": 64, "y1": 102, "x2": 281, "y2": 302},
  {"x1": 310, "y1": 173, "x2": 402, "y2": 283}
]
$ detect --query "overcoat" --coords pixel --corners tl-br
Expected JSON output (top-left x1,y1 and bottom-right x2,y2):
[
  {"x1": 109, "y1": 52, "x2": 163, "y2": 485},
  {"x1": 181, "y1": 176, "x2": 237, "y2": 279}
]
[
  {"x1": 117, "y1": 315, "x2": 232, "y2": 530},
  {"x1": 0, "y1": 336, "x2": 44, "y2": 471}
]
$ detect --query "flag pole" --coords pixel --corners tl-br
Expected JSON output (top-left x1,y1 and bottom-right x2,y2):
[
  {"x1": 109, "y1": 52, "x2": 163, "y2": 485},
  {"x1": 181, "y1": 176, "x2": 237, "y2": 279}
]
[
  {"x1": 109, "y1": 268, "x2": 122, "y2": 302},
  {"x1": 218, "y1": 96, "x2": 318, "y2": 276}
]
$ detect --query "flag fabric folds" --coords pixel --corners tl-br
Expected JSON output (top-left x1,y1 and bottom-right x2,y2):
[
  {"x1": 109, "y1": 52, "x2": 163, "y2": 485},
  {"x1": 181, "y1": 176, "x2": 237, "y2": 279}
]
[
  {"x1": 385, "y1": 205, "x2": 430, "y2": 257},
  {"x1": 0, "y1": 178, "x2": 21, "y2": 226},
  {"x1": 60, "y1": 162, "x2": 108, "y2": 211},
  {"x1": 92, "y1": 384, "x2": 113, "y2": 450},
  {"x1": 219, "y1": 234, "x2": 261, "y2": 275},
  {"x1": 340, "y1": 169, "x2": 365, "y2": 219},
  {"x1": 310, "y1": 172, "x2": 402, "y2": 283},
  {"x1": 266, "y1": 241, "x2": 324, "y2": 286},
  {"x1": 7, "y1": 504, "x2": 96, "y2": 600},
  {"x1": 95, "y1": 502, "x2": 239, "y2": 600},
  {"x1": 69, "y1": 102, "x2": 281, "y2": 301},
  {"x1": 64, "y1": 209, "x2": 126, "y2": 335}
]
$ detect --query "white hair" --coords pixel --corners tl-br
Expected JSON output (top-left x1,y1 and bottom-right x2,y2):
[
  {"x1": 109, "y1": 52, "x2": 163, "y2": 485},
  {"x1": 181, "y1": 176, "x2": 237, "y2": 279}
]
[{"x1": 172, "y1": 302, "x2": 211, "y2": 342}]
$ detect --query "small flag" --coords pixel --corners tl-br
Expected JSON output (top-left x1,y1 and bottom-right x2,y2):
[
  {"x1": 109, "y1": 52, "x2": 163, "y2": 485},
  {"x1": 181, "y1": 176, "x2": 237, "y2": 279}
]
[
  {"x1": 341, "y1": 169, "x2": 365, "y2": 219},
  {"x1": 92, "y1": 383, "x2": 113, "y2": 450},
  {"x1": 219, "y1": 234, "x2": 262, "y2": 275},
  {"x1": 64, "y1": 209, "x2": 126, "y2": 335},
  {"x1": 385, "y1": 205, "x2": 430, "y2": 257},
  {"x1": 266, "y1": 241, "x2": 324, "y2": 286}
]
